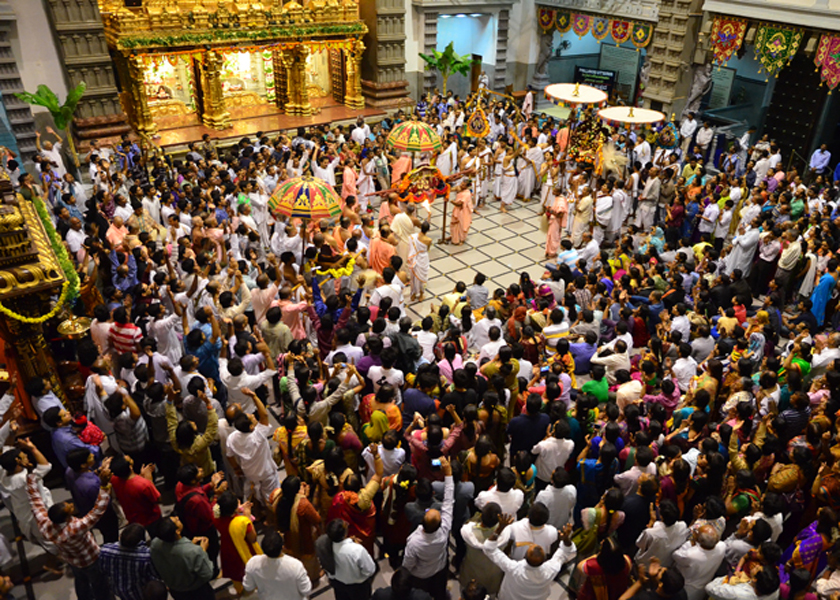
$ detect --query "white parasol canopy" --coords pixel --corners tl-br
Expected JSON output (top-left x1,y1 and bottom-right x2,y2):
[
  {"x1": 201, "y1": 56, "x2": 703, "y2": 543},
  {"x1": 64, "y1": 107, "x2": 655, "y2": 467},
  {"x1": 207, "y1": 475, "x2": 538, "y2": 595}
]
[
  {"x1": 544, "y1": 82, "x2": 609, "y2": 107},
  {"x1": 598, "y1": 106, "x2": 666, "y2": 130}
]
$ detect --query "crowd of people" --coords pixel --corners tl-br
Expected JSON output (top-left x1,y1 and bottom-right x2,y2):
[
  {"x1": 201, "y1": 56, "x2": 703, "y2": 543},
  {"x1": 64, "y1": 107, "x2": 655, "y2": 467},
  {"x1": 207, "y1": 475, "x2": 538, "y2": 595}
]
[{"x1": 1, "y1": 86, "x2": 840, "y2": 600}]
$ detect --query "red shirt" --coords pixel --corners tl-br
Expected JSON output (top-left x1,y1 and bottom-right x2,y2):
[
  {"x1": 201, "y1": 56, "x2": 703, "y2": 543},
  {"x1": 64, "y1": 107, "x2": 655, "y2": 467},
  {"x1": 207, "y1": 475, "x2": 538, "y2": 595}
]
[{"x1": 111, "y1": 475, "x2": 161, "y2": 527}]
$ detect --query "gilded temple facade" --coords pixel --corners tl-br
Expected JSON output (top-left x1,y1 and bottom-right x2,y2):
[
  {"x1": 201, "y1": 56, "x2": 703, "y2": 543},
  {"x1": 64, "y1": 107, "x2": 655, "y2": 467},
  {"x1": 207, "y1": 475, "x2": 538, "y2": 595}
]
[{"x1": 98, "y1": 0, "x2": 369, "y2": 133}]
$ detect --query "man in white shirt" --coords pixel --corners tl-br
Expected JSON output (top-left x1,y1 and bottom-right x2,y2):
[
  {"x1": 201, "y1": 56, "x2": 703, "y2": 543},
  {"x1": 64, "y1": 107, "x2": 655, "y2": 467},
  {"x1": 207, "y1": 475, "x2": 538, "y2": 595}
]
[
  {"x1": 768, "y1": 146, "x2": 782, "y2": 169},
  {"x1": 483, "y1": 517, "x2": 576, "y2": 600},
  {"x1": 811, "y1": 332, "x2": 840, "y2": 378},
  {"x1": 36, "y1": 127, "x2": 67, "y2": 177},
  {"x1": 590, "y1": 340, "x2": 631, "y2": 385},
  {"x1": 635, "y1": 499, "x2": 689, "y2": 567},
  {"x1": 369, "y1": 267, "x2": 405, "y2": 316},
  {"x1": 225, "y1": 390, "x2": 277, "y2": 506},
  {"x1": 695, "y1": 122, "x2": 714, "y2": 159},
  {"x1": 614, "y1": 447, "x2": 657, "y2": 496},
  {"x1": 670, "y1": 343, "x2": 698, "y2": 393},
  {"x1": 243, "y1": 530, "x2": 312, "y2": 600},
  {"x1": 669, "y1": 304, "x2": 692, "y2": 343},
  {"x1": 535, "y1": 469, "x2": 576, "y2": 530},
  {"x1": 636, "y1": 168, "x2": 660, "y2": 230},
  {"x1": 578, "y1": 232, "x2": 600, "y2": 270},
  {"x1": 65, "y1": 218, "x2": 86, "y2": 254},
  {"x1": 634, "y1": 138, "x2": 652, "y2": 168},
  {"x1": 698, "y1": 198, "x2": 720, "y2": 235},
  {"x1": 680, "y1": 112, "x2": 698, "y2": 159},
  {"x1": 312, "y1": 147, "x2": 341, "y2": 187},
  {"x1": 472, "y1": 307, "x2": 502, "y2": 351},
  {"x1": 477, "y1": 326, "x2": 508, "y2": 364},
  {"x1": 672, "y1": 524, "x2": 726, "y2": 600},
  {"x1": 317, "y1": 520, "x2": 375, "y2": 598},
  {"x1": 507, "y1": 503, "x2": 558, "y2": 561},
  {"x1": 219, "y1": 349, "x2": 277, "y2": 415},
  {"x1": 361, "y1": 431, "x2": 405, "y2": 481},
  {"x1": 531, "y1": 420, "x2": 575, "y2": 487},
  {"x1": 366, "y1": 347, "x2": 405, "y2": 403},
  {"x1": 325, "y1": 329, "x2": 365, "y2": 365},
  {"x1": 403, "y1": 456, "x2": 455, "y2": 599},
  {"x1": 475, "y1": 468, "x2": 525, "y2": 516},
  {"x1": 411, "y1": 317, "x2": 438, "y2": 364},
  {"x1": 715, "y1": 202, "x2": 734, "y2": 249},
  {"x1": 350, "y1": 118, "x2": 370, "y2": 146}
]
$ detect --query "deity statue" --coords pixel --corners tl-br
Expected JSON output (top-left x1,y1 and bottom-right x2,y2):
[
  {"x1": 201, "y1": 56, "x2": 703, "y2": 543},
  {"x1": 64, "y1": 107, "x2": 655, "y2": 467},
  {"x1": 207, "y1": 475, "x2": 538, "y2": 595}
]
[
  {"x1": 682, "y1": 63, "x2": 713, "y2": 119},
  {"x1": 530, "y1": 32, "x2": 553, "y2": 89}
]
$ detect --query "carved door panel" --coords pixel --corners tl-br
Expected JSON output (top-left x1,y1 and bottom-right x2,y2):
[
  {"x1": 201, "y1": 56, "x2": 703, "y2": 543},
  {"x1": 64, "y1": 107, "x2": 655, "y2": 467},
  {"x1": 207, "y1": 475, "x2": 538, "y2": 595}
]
[
  {"x1": 273, "y1": 49, "x2": 288, "y2": 110},
  {"x1": 330, "y1": 48, "x2": 346, "y2": 104}
]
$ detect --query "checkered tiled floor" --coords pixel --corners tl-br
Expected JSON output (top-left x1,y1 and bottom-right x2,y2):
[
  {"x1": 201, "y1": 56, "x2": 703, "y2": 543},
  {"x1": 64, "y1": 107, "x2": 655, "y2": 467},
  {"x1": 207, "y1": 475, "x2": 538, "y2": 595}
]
[{"x1": 405, "y1": 194, "x2": 549, "y2": 322}]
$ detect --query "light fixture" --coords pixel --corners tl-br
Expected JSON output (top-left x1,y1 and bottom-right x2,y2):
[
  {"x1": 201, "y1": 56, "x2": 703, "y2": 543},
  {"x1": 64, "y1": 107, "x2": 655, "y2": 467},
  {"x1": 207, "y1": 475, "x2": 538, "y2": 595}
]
[
  {"x1": 455, "y1": 13, "x2": 467, "y2": 17},
  {"x1": 469, "y1": 13, "x2": 483, "y2": 17},
  {"x1": 440, "y1": 14, "x2": 451, "y2": 18}
]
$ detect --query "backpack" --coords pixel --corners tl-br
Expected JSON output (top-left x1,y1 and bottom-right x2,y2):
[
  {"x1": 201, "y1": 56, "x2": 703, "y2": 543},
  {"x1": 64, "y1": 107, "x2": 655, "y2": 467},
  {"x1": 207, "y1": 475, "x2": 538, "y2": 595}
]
[{"x1": 173, "y1": 490, "x2": 201, "y2": 537}]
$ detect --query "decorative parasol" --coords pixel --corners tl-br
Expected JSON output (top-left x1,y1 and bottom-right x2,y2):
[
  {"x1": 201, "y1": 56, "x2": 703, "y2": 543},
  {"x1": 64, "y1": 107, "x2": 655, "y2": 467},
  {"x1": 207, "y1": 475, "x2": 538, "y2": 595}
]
[
  {"x1": 598, "y1": 106, "x2": 666, "y2": 131},
  {"x1": 268, "y1": 175, "x2": 342, "y2": 220},
  {"x1": 386, "y1": 120, "x2": 442, "y2": 153},
  {"x1": 544, "y1": 82, "x2": 609, "y2": 108}
]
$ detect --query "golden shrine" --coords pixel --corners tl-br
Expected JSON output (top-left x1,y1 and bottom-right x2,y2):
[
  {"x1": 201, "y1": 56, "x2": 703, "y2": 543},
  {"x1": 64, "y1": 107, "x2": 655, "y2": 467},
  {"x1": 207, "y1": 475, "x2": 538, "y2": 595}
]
[
  {"x1": 0, "y1": 176, "x2": 68, "y2": 424},
  {"x1": 98, "y1": 0, "x2": 368, "y2": 134}
]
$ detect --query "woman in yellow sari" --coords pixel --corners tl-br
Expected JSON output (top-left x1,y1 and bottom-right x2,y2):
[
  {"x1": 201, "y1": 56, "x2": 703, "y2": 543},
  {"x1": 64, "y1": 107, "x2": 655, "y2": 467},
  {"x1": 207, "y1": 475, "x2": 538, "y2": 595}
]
[
  {"x1": 214, "y1": 491, "x2": 262, "y2": 595},
  {"x1": 361, "y1": 410, "x2": 390, "y2": 445}
]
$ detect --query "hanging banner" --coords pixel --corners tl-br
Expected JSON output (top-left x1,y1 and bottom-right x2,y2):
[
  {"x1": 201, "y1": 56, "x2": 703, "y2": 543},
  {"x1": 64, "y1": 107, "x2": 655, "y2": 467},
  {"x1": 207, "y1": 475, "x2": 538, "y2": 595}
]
[
  {"x1": 555, "y1": 10, "x2": 572, "y2": 33},
  {"x1": 572, "y1": 13, "x2": 592, "y2": 38},
  {"x1": 611, "y1": 20, "x2": 632, "y2": 46},
  {"x1": 631, "y1": 22, "x2": 653, "y2": 49},
  {"x1": 754, "y1": 25, "x2": 803, "y2": 78},
  {"x1": 592, "y1": 17, "x2": 610, "y2": 41},
  {"x1": 709, "y1": 17, "x2": 747, "y2": 66},
  {"x1": 538, "y1": 7, "x2": 555, "y2": 33},
  {"x1": 815, "y1": 33, "x2": 840, "y2": 91}
]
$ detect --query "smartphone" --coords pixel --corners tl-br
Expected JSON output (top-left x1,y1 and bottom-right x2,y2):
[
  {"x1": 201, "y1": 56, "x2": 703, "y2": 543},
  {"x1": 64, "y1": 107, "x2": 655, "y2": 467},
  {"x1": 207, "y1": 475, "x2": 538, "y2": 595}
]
[
  {"x1": 540, "y1": 365, "x2": 550, "y2": 374},
  {"x1": 431, "y1": 458, "x2": 442, "y2": 470}
]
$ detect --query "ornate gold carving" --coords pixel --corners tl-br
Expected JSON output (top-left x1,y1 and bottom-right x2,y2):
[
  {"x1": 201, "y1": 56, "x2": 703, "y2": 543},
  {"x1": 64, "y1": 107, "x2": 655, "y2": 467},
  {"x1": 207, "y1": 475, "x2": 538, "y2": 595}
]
[
  {"x1": 123, "y1": 53, "x2": 158, "y2": 135},
  {"x1": 282, "y1": 45, "x2": 315, "y2": 116},
  {"x1": 148, "y1": 98, "x2": 193, "y2": 117},
  {"x1": 0, "y1": 198, "x2": 65, "y2": 298},
  {"x1": 200, "y1": 50, "x2": 232, "y2": 129},
  {"x1": 223, "y1": 90, "x2": 268, "y2": 108},
  {"x1": 344, "y1": 38, "x2": 365, "y2": 109}
]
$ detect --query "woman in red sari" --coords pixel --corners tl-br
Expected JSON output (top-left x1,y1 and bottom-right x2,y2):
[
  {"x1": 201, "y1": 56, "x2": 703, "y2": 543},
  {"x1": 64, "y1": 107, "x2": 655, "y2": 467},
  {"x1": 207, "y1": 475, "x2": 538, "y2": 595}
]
[
  {"x1": 326, "y1": 445, "x2": 384, "y2": 557},
  {"x1": 577, "y1": 538, "x2": 632, "y2": 600},
  {"x1": 273, "y1": 476, "x2": 322, "y2": 585},
  {"x1": 213, "y1": 491, "x2": 262, "y2": 595}
]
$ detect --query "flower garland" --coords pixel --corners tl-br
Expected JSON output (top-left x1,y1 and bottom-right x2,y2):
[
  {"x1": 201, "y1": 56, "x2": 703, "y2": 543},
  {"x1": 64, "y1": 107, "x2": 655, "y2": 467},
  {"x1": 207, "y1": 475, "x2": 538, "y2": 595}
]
[
  {"x1": 0, "y1": 280, "x2": 70, "y2": 324},
  {"x1": 0, "y1": 196, "x2": 82, "y2": 324},
  {"x1": 314, "y1": 257, "x2": 356, "y2": 278},
  {"x1": 30, "y1": 196, "x2": 80, "y2": 303}
]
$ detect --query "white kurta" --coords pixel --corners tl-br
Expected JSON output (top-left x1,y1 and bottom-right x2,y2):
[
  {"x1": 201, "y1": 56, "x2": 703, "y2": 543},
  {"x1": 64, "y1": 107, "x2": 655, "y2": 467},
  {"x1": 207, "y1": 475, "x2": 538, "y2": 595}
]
[{"x1": 724, "y1": 228, "x2": 760, "y2": 278}]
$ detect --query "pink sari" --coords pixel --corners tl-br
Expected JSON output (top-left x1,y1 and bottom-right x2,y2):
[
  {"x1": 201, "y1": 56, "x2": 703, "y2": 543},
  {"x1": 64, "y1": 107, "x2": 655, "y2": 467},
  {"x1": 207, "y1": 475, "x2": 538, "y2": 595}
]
[
  {"x1": 451, "y1": 190, "x2": 473, "y2": 244},
  {"x1": 342, "y1": 166, "x2": 357, "y2": 201},
  {"x1": 545, "y1": 195, "x2": 568, "y2": 256}
]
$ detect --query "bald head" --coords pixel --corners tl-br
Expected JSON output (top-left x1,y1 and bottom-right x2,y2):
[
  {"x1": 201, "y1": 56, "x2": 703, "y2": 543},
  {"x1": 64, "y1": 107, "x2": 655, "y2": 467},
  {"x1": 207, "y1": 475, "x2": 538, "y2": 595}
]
[
  {"x1": 697, "y1": 524, "x2": 720, "y2": 550},
  {"x1": 525, "y1": 544, "x2": 546, "y2": 567},
  {"x1": 422, "y1": 508, "x2": 441, "y2": 533},
  {"x1": 829, "y1": 333, "x2": 840, "y2": 348}
]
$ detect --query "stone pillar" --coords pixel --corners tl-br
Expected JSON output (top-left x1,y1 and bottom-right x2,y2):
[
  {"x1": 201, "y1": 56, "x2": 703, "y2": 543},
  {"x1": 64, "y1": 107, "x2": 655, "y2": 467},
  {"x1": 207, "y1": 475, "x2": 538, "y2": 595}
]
[
  {"x1": 494, "y1": 9, "x2": 510, "y2": 92},
  {"x1": 199, "y1": 51, "x2": 232, "y2": 130},
  {"x1": 283, "y1": 45, "x2": 314, "y2": 117},
  {"x1": 422, "y1": 11, "x2": 438, "y2": 96},
  {"x1": 358, "y1": 0, "x2": 412, "y2": 108},
  {"x1": 344, "y1": 39, "x2": 365, "y2": 109},
  {"x1": 43, "y1": 0, "x2": 130, "y2": 141},
  {"x1": 122, "y1": 53, "x2": 157, "y2": 136}
]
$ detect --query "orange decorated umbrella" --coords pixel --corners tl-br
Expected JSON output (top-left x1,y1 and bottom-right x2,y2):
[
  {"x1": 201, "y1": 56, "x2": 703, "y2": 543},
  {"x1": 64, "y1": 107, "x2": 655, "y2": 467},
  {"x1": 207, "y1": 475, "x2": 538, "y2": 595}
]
[
  {"x1": 268, "y1": 175, "x2": 342, "y2": 220},
  {"x1": 386, "y1": 120, "x2": 442, "y2": 153}
]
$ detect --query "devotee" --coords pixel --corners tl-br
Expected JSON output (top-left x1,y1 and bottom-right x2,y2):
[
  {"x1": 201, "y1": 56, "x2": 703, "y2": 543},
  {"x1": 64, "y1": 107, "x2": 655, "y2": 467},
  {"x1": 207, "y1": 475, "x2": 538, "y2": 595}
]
[{"x1": 13, "y1": 100, "x2": 840, "y2": 600}]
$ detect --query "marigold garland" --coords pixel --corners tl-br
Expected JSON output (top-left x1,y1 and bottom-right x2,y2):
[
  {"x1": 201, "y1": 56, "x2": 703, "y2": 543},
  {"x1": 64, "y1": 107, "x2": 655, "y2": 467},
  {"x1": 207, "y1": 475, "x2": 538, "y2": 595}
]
[
  {"x1": 0, "y1": 280, "x2": 70, "y2": 324},
  {"x1": 314, "y1": 258, "x2": 356, "y2": 279}
]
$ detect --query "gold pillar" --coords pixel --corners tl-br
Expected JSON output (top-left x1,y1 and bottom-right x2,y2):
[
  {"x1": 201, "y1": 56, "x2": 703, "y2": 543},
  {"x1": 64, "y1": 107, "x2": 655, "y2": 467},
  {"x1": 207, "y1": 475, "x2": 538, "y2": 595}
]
[
  {"x1": 121, "y1": 53, "x2": 157, "y2": 136},
  {"x1": 283, "y1": 45, "x2": 314, "y2": 117},
  {"x1": 200, "y1": 50, "x2": 232, "y2": 130},
  {"x1": 344, "y1": 39, "x2": 365, "y2": 109},
  {"x1": 273, "y1": 48, "x2": 289, "y2": 110}
]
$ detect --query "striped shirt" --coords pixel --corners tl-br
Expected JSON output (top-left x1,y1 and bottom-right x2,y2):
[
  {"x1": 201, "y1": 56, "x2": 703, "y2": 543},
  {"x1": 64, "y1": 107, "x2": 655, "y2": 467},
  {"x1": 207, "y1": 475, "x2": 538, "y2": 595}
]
[
  {"x1": 27, "y1": 473, "x2": 110, "y2": 568},
  {"x1": 109, "y1": 322, "x2": 142, "y2": 354},
  {"x1": 99, "y1": 542, "x2": 161, "y2": 600}
]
